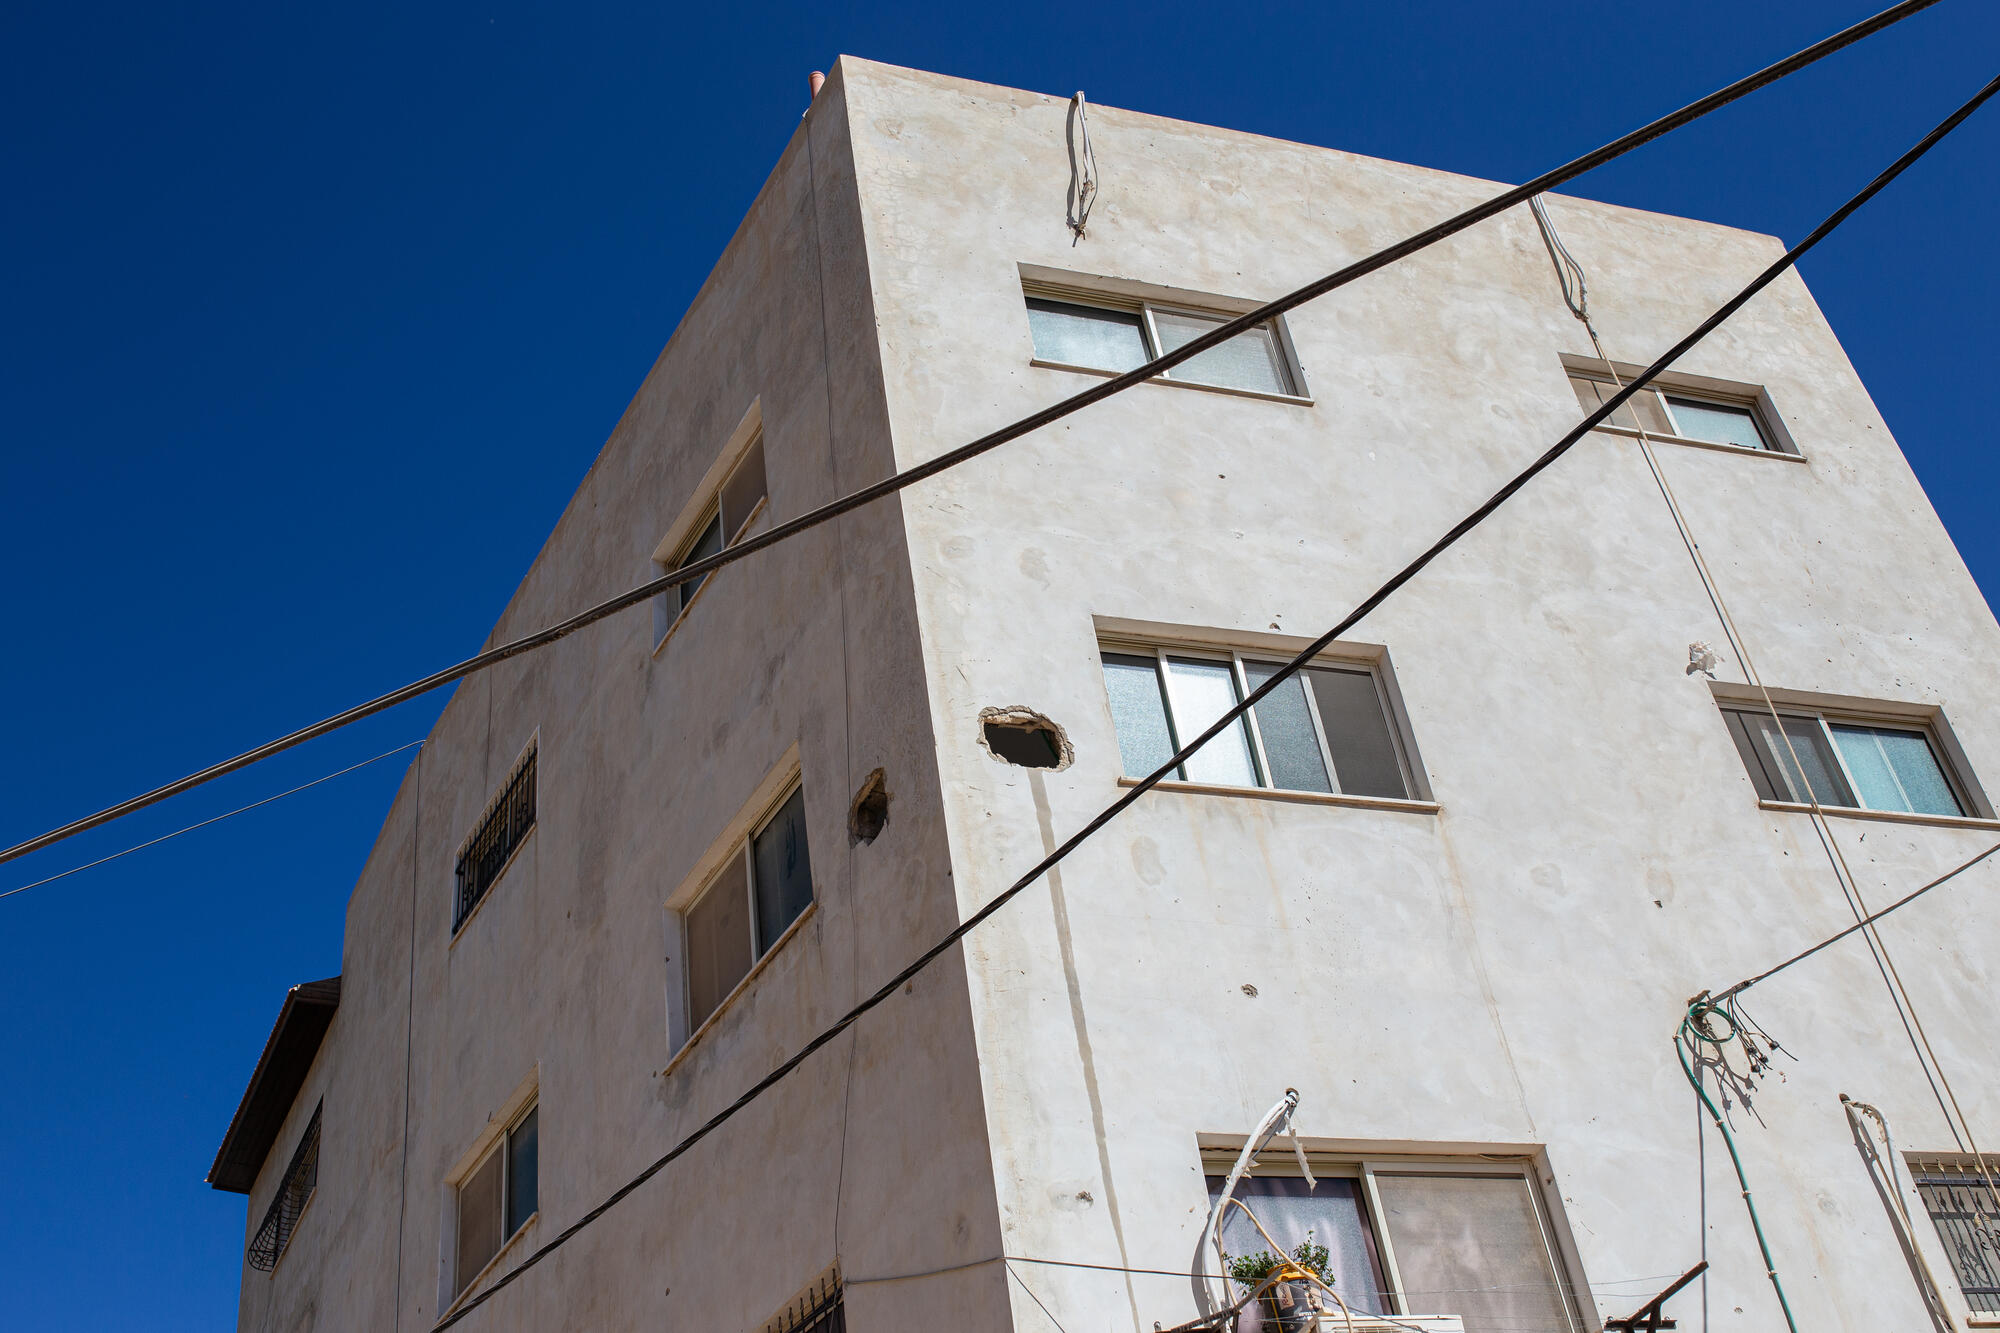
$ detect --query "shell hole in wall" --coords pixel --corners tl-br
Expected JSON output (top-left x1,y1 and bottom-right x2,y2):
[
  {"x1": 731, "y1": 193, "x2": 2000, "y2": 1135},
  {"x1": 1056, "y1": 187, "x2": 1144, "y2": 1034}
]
[
  {"x1": 979, "y1": 706, "x2": 1073, "y2": 771},
  {"x1": 848, "y1": 768, "x2": 890, "y2": 845}
]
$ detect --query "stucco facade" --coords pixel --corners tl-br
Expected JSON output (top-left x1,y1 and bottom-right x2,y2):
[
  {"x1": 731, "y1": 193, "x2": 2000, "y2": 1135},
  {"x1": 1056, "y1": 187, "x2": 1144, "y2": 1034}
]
[{"x1": 219, "y1": 58, "x2": 2000, "y2": 1333}]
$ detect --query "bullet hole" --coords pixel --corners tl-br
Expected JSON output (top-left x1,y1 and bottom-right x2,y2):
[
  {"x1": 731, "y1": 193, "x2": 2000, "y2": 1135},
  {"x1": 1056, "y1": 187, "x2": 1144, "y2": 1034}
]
[
  {"x1": 1241, "y1": 983, "x2": 1259, "y2": 997},
  {"x1": 979, "y1": 705, "x2": 1073, "y2": 771},
  {"x1": 1654, "y1": 899, "x2": 1664, "y2": 908},
  {"x1": 848, "y1": 768, "x2": 890, "y2": 845},
  {"x1": 1076, "y1": 1190, "x2": 1094, "y2": 1203}
]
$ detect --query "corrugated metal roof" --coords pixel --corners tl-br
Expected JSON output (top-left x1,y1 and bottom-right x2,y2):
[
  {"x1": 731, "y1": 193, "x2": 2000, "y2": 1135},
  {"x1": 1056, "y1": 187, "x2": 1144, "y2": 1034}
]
[{"x1": 206, "y1": 977, "x2": 341, "y2": 1195}]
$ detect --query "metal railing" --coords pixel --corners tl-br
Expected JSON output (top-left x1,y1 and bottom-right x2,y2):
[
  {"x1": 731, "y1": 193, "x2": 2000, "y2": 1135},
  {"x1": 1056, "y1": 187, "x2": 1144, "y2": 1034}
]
[
  {"x1": 248, "y1": 1103, "x2": 321, "y2": 1272},
  {"x1": 453, "y1": 751, "x2": 536, "y2": 932},
  {"x1": 1912, "y1": 1158, "x2": 2000, "y2": 1312}
]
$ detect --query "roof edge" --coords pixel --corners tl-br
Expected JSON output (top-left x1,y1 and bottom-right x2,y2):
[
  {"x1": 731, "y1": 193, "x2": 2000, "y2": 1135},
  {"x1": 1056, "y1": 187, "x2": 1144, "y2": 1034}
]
[{"x1": 206, "y1": 977, "x2": 341, "y2": 1194}]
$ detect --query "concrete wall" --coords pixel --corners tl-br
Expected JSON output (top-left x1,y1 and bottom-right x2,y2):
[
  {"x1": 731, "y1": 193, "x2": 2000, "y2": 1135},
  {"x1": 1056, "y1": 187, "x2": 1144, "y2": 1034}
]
[
  {"x1": 230, "y1": 65, "x2": 1007, "y2": 1333},
  {"x1": 841, "y1": 59, "x2": 2000, "y2": 1333}
]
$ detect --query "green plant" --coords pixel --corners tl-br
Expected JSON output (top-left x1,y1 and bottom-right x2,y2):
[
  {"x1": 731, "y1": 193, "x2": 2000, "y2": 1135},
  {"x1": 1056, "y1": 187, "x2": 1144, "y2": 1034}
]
[{"x1": 1227, "y1": 1236, "x2": 1333, "y2": 1290}]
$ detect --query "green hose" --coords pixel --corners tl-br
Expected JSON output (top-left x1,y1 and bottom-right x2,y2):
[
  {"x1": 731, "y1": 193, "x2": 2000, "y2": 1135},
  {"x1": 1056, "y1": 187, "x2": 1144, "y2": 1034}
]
[{"x1": 1676, "y1": 1002, "x2": 1800, "y2": 1333}]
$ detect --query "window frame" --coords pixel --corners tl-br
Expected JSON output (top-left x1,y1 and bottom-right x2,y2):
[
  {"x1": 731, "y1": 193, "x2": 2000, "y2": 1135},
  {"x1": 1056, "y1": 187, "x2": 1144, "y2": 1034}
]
[
  {"x1": 1099, "y1": 636, "x2": 1430, "y2": 806},
  {"x1": 1023, "y1": 284, "x2": 1310, "y2": 404},
  {"x1": 1719, "y1": 700, "x2": 1986, "y2": 822},
  {"x1": 664, "y1": 771, "x2": 818, "y2": 1061},
  {"x1": 651, "y1": 403, "x2": 771, "y2": 652},
  {"x1": 1561, "y1": 355, "x2": 1797, "y2": 458},
  {"x1": 451, "y1": 1097, "x2": 540, "y2": 1302},
  {"x1": 1200, "y1": 1148, "x2": 1587, "y2": 1330}
]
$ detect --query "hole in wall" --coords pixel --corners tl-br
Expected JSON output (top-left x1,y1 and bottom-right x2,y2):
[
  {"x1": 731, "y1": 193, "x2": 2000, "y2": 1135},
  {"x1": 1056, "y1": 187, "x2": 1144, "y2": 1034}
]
[
  {"x1": 848, "y1": 769, "x2": 890, "y2": 846},
  {"x1": 979, "y1": 706, "x2": 1073, "y2": 771}
]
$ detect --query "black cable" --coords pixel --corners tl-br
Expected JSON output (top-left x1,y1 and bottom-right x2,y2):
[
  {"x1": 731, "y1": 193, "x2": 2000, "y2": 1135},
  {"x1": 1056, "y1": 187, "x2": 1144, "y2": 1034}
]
[
  {"x1": 1720, "y1": 839, "x2": 2000, "y2": 1000},
  {"x1": 0, "y1": 0, "x2": 1943, "y2": 873},
  {"x1": 430, "y1": 63, "x2": 2000, "y2": 1333}
]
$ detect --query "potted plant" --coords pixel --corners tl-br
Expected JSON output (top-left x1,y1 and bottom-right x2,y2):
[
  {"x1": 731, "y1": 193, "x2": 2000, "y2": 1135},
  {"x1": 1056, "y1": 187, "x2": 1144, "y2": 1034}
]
[{"x1": 1228, "y1": 1236, "x2": 1334, "y2": 1333}]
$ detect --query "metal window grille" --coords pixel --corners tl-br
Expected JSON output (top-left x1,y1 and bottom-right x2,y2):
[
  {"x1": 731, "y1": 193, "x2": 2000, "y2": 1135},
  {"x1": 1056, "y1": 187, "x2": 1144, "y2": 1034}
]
[
  {"x1": 1912, "y1": 1158, "x2": 2000, "y2": 1312},
  {"x1": 248, "y1": 1103, "x2": 321, "y2": 1272},
  {"x1": 766, "y1": 1272, "x2": 844, "y2": 1333},
  {"x1": 454, "y1": 750, "x2": 537, "y2": 932}
]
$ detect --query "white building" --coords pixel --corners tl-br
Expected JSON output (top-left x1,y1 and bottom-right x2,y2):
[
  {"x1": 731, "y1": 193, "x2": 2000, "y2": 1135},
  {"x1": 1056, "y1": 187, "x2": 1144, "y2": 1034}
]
[{"x1": 210, "y1": 58, "x2": 2000, "y2": 1333}]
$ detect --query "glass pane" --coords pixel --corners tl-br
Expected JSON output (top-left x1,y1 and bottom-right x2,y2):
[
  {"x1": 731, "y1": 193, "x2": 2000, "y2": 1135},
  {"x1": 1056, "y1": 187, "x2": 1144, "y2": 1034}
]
[
  {"x1": 685, "y1": 855, "x2": 753, "y2": 1028},
  {"x1": 752, "y1": 787, "x2": 814, "y2": 955},
  {"x1": 1208, "y1": 1175, "x2": 1387, "y2": 1315},
  {"x1": 1373, "y1": 1173, "x2": 1573, "y2": 1333},
  {"x1": 1102, "y1": 654, "x2": 1180, "y2": 780},
  {"x1": 1307, "y1": 668, "x2": 1409, "y2": 799},
  {"x1": 1567, "y1": 374, "x2": 1670, "y2": 433},
  {"x1": 456, "y1": 1147, "x2": 504, "y2": 1293},
  {"x1": 506, "y1": 1107, "x2": 539, "y2": 1234},
  {"x1": 1026, "y1": 298, "x2": 1149, "y2": 371},
  {"x1": 677, "y1": 513, "x2": 724, "y2": 611},
  {"x1": 1163, "y1": 657, "x2": 1260, "y2": 788},
  {"x1": 1666, "y1": 397, "x2": 1768, "y2": 450},
  {"x1": 1153, "y1": 309, "x2": 1292, "y2": 395},
  {"x1": 1736, "y1": 711, "x2": 1854, "y2": 807},
  {"x1": 1244, "y1": 662, "x2": 1332, "y2": 793},
  {"x1": 719, "y1": 436, "x2": 768, "y2": 541},
  {"x1": 1830, "y1": 724, "x2": 1963, "y2": 816}
]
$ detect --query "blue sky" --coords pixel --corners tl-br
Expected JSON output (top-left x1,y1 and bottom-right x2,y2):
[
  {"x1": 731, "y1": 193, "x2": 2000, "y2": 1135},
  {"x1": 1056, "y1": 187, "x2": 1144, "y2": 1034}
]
[{"x1": 2, "y1": 1, "x2": 1995, "y2": 1326}]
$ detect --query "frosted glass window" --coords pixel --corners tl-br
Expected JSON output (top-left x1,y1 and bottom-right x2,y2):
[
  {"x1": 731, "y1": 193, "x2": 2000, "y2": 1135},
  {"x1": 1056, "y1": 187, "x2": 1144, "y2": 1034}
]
[
  {"x1": 1244, "y1": 663, "x2": 1333, "y2": 793},
  {"x1": 1666, "y1": 396, "x2": 1770, "y2": 450},
  {"x1": 1373, "y1": 1173, "x2": 1575, "y2": 1333},
  {"x1": 1163, "y1": 657, "x2": 1260, "y2": 787},
  {"x1": 752, "y1": 787, "x2": 815, "y2": 953},
  {"x1": 1209, "y1": 1175, "x2": 1387, "y2": 1315},
  {"x1": 1153, "y1": 309, "x2": 1295, "y2": 396},
  {"x1": 1830, "y1": 724, "x2": 1963, "y2": 816},
  {"x1": 1566, "y1": 374, "x2": 1671, "y2": 434},
  {"x1": 1102, "y1": 654, "x2": 1181, "y2": 779},
  {"x1": 1026, "y1": 299, "x2": 1148, "y2": 372}
]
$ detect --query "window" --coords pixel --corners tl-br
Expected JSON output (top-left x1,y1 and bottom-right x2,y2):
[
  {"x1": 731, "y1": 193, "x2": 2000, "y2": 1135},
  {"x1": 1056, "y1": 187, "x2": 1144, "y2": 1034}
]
[
  {"x1": 681, "y1": 784, "x2": 815, "y2": 1034},
  {"x1": 1720, "y1": 704, "x2": 1973, "y2": 818},
  {"x1": 1565, "y1": 365, "x2": 1785, "y2": 453},
  {"x1": 1910, "y1": 1157, "x2": 2000, "y2": 1314},
  {"x1": 1206, "y1": 1156, "x2": 1583, "y2": 1333},
  {"x1": 455, "y1": 1102, "x2": 538, "y2": 1297},
  {"x1": 454, "y1": 747, "x2": 537, "y2": 933},
  {"x1": 1026, "y1": 292, "x2": 1302, "y2": 398},
  {"x1": 1100, "y1": 644, "x2": 1420, "y2": 800},
  {"x1": 247, "y1": 1102, "x2": 320, "y2": 1272},
  {"x1": 657, "y1": 432, "x2": 768, "y2": 641}
]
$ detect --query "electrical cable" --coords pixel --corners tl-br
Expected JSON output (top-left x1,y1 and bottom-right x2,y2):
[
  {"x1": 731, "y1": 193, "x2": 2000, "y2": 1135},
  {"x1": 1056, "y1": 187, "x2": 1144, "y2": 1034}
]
[
  {"x1": 0, "y1": 739, "x2": 423, "y2": 903},
  {"x1": 0, "y1": 0, "x2": 1945, "y2": 876},
  {"x1": 427, "y1": 67, "x2": 2000, "y2": 1332}
]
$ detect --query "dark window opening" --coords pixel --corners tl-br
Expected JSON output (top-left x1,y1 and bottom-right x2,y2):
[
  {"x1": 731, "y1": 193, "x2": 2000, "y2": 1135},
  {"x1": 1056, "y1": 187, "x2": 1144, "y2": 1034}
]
[
  {"x1": 455, "y1": 750, "x2": 537, "y2": 933},
  {"x1": 984, "y1": 718, "x2": 1064, "y2": 769},
  {"x1": 848, "y1": 769, "x2": 890, "y2": 846}
]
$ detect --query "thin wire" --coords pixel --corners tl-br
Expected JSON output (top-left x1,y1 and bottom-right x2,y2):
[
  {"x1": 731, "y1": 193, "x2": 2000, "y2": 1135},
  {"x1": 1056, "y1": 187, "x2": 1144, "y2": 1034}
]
[
  {"x1": 427, "y1": 71, "x2": 1997, "y2": 1332},
  {"x1": 0, "y1": 739, "x2": 424, "y2": 903},
  {"x1": 1009, "y1": 1261, "x2": 1075, "y2": 1333},
  {"x1": 1723, "y1": 839, "x2": 2000, "y2": 994},
  {"x1": 0, "y1": 0, "x2": 1944, "y2": 876}
]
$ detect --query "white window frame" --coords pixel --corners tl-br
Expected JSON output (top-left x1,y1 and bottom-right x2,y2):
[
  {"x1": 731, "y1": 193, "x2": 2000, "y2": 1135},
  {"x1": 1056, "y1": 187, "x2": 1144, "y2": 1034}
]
[
  {"x1": 662, "y1": 759, "x2": 817, "y2": 1064},
  {"x1": 444, "y1": 1084, "x2": 540, "y2": 1311},
  {"x1": 1022, "y1": 279, "x2": 1311, "y2": 404},
  {"x1": 650, "y1": 401, "x2": 771, "y2": 652},
  {"x1": 1717, "y1": 694, "x2": 1992, "y2": 824},
  {"x1": 1560, "y1": 354, "x2": 1798, "y2": 458},
  {"x1": 1101, "y1": 637, "x2": 1429, "y2": 804},
  {"x1": 1200, "y1": 1148, "x2": 1587, "y2": 1330}
]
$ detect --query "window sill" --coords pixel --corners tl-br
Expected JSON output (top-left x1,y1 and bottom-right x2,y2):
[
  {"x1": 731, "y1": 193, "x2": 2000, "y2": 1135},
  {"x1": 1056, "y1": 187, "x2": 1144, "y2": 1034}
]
[
  {"x1": 1118, "y1": 776, "x2": 1438, "y2": 814},
  {"x1": 1756, "y1": 800, "x2": 2000, "y2": 832},
  {"x1": 1030, "y1": 358, "x2": 1313, "y2": 407},
  {"x1": 1590, "y1": 423, "x2": 1805, "y2": 463},
  {"x1": 658, "y1": 901, "x2": 819, "y2": 1081},
  {"x1": 442, "y1": 1212, "x2": 539, "y2": 1320}
]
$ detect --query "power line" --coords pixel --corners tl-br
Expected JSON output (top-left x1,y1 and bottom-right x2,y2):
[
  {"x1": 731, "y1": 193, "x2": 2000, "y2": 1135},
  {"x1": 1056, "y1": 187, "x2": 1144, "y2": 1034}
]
[
  {"x1": 1720, "y1": 839, "x2": 2000, "y2": 999},
  {"x1": 429, "y1": 60, "x2": 2000, "y2": 1333},
  {"x1": 0, "y1": 0, "x2": 1944, "y2": 874},
  {"x1": 0, "y1": 740, "x2": 423, "y2": 903}
]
